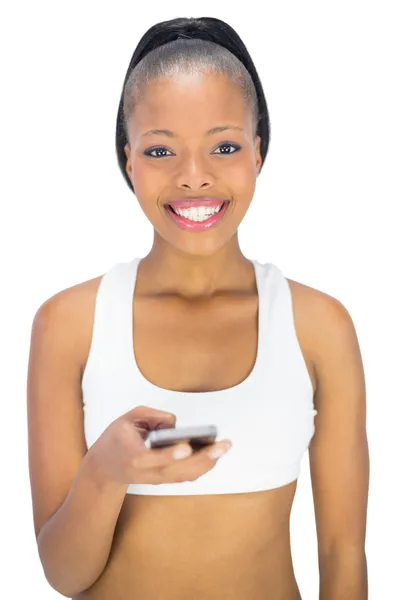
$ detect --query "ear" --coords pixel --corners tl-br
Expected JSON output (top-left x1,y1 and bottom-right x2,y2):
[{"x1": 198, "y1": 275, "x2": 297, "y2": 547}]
[
  {"x1": 255, "y1": 135, "x2": 262, "y2": 174},
  {"x1": 124, "y1": 143, "x2": 132, "y2": 177}
]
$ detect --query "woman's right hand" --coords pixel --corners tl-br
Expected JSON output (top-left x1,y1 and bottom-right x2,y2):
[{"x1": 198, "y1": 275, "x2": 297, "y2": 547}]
[{"x1": 89, "y1": 405, "x2": 232, "y2": 486}]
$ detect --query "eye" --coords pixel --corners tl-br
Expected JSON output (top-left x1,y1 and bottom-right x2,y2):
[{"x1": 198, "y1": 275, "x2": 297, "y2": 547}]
[
  {"x1": 142, "y1": 142, "x2": 242, "y2": 159},
  {"x1": 212, "y1": 142, "x2": 241, "y2": 155},
  {"x1": 143, "y1": 146, "x2": 173, "y2": 158}
]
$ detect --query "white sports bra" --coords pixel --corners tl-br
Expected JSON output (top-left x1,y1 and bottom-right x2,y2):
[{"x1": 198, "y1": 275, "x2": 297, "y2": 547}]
[{"x1": 81, "y1": 257, "x2": 317, "y2": 495}]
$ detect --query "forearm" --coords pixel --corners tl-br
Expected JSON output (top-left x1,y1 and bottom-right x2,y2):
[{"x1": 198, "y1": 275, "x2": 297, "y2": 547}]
[
  {"x1": 319, "y1": 548, "x2": 368, "y2": 600},
  {"x1": 37, "y1": 447, "x2": 129, "y2": 597}
]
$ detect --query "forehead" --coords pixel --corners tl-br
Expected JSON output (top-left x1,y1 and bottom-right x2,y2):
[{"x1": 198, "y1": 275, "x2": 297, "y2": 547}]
[{"x1": 130, "y1": 72, "x2": 250, "y2": 135}]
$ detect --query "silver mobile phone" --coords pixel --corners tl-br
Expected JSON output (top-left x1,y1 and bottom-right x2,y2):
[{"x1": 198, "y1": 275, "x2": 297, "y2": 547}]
[{"x1": 144, "y1": 425, "x2": 218, "y2": 451}]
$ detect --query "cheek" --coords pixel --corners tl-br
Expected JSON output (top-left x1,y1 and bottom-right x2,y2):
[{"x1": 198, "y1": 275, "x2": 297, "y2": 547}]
[
  {"x1": 130, "y1": 163, "x2": 163, "y2": 220},
  {"x1": 225, "y1": 158, "x2": 257, "y2": 198},
  {"x1": 131, "y1": 161, "x2": 158, "y2": 194}
]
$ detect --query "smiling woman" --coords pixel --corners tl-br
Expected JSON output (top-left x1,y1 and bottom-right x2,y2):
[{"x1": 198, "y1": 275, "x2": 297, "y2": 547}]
[{"x1": 27, "y1": 14, "x2": 369, "y2": 600}]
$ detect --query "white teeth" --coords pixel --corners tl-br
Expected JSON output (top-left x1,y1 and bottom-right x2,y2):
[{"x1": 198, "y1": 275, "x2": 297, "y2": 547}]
[{"x1": 170, "y1": 203, "x2": 225, "y2": 222}]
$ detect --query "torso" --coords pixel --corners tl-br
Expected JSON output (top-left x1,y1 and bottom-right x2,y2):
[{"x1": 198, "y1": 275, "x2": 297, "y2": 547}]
[{"x1": 73, "y1": 265, "x2": 318, "y2": 600}]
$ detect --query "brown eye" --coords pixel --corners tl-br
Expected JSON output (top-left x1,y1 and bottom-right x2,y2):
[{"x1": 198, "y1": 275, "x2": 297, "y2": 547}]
[
  {"x1": 143, "y1": 146, "x2": 173, "y2": 158},
  {"x1": 212, "y1": 143, "x2": 241, "y2": 155}
]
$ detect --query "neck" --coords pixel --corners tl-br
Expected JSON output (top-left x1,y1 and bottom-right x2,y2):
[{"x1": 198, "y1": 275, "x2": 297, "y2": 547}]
[{"x1": 137, "y1": 233, "x2": 255, "y2": 299}]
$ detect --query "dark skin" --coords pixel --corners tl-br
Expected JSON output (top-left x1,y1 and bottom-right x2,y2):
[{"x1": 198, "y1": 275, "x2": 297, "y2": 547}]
[
  {"x1": 123, "y1": 71, "x2": 263, "y2": 293},
  {"x1": 28, "y1": 71, "x2": 369, "y2": 599}
]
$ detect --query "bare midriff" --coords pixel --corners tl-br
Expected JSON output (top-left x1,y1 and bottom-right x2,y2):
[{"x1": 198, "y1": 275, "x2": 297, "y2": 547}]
[{"x1": 76, "y1": 483, "x2": 303, "y2": 600}]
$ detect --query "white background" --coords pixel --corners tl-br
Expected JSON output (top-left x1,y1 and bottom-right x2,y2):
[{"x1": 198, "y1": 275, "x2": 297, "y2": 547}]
[{"x1": 1, "y1": 1, "x2": 399, "y2": 598}]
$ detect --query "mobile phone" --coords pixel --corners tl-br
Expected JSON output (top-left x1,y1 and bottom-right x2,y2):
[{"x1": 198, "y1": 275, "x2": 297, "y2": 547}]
[{"x1": 144, "y1": 425, "x2": 218, "y2": 451}]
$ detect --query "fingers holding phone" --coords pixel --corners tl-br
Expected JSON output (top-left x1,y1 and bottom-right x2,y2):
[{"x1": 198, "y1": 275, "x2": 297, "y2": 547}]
[
  {"x1": 134, "y1": 424, "x2": 232, "y2": 484},
  {"x1": 89, "y1": 406, "x2": 232, "y2": 487},
  {"x1": 136, "y1": 436, "x2": 232, "y2": 484}
]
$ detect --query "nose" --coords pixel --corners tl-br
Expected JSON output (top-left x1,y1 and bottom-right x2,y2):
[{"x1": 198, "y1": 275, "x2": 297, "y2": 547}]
[{"x1": 175, "y1": 154, "x2": 214, "y2": 192}]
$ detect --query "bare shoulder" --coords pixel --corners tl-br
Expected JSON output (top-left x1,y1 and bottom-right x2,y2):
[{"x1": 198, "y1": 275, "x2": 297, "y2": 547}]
[
  {"x1": 36, "y1": 273, "x2": 105, "y2": 375},
  {"x1": 287, "y1": 276, "x2": 355, "y2": 334},
  {"x1": 38, "y1": 273, "x2": 104, "y2": 313},
  {"x1": 287, "y1": 276, "x2": 342, "y2": 309},
  {"x1": 287, "y1": 275, "x2": 355, "y2": 337},
  {"x1": 286, "y1": 276, "x2": 361, "y2": 398}
]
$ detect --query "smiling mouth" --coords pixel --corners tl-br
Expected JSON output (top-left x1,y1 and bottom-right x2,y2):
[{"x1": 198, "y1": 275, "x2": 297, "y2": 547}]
[
  {"x1": 164, "y1": 200, "x2": 230, "y2": 231},
  {"x1": 166, "y1": 201, "x2": 227, "y2": 221}
]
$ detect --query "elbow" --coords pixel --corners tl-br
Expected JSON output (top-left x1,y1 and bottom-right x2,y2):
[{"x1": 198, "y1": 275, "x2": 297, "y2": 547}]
[
  {"x1": 40, "y1": 563, "x2": 98, "y2": 598},
  {"x1": 37, "y1": 534, "x2": 99, "y2": 598},
  {"x1": 39, "y1": 558, "x2": 90, "y2": 598}
]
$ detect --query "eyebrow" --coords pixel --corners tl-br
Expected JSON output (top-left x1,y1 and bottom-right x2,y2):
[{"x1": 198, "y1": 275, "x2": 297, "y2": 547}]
[{"x1": 141, "y1": 125, "x2": 244, "y2": 139}]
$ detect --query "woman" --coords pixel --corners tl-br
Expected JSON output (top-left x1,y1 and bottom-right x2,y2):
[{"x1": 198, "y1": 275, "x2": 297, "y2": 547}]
[{"x1": 27, "y1": 16, "x2": 369, "y2": 600}]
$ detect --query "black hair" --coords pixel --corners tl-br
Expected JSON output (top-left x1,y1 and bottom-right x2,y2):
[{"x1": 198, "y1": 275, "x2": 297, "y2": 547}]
[{"x1": 115, "y1": 17, "x2": 271, "y2": 194}]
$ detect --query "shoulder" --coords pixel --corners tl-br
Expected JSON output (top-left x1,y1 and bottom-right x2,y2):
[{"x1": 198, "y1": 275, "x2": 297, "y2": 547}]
[
  {"x1": 33, "y1": 273, "x2": 104, "y2": 325},
  {"x1": 287, "y1": 276, "x2": 351, "y2": 322},
  {"x1": 32, "y1": 273, "x2": 105, "y2": 374},
  {"x1": 286, "y1": 276, "x2": 360, "y2": 395},
  {"x1": 287, "y1": 275, "x2": 355, "y2": 339}
]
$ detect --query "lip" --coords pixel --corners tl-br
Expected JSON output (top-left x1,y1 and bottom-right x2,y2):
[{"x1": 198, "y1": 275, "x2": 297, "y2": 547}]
[
  {"x1": 164, "y1": 200, "x2": 230, "y2": 232},
  {"x1": 165, "y1": 197, "x2": 229, "y2": 209}
]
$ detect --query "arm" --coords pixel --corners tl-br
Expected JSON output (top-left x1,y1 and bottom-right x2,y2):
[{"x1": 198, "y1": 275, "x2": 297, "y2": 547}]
[
  {"x1": 27, "y1": 290, "x2": 127, "y2": 598},
  {"x1": 308, "y1": 293, "x2": 369, "y2": 599}
]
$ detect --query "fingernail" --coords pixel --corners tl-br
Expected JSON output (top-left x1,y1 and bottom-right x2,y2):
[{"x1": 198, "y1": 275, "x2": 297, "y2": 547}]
[
  {"x1": 173, "y1": 444, "x2": 192, "y2": 459},
  {"x1": 208, "y1": 444, "x2": 231, "y2": 460}
]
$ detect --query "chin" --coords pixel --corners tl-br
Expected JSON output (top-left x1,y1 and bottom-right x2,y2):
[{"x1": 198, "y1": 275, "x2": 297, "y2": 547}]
[{"x1": 166, "y1": 234, "x2": 235, "y2": 258}]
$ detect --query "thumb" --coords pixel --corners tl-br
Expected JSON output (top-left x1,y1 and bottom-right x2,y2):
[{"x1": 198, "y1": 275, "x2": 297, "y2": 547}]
[{"x1": 123, "y1": 405, "x2": 177, "y2": 431}]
